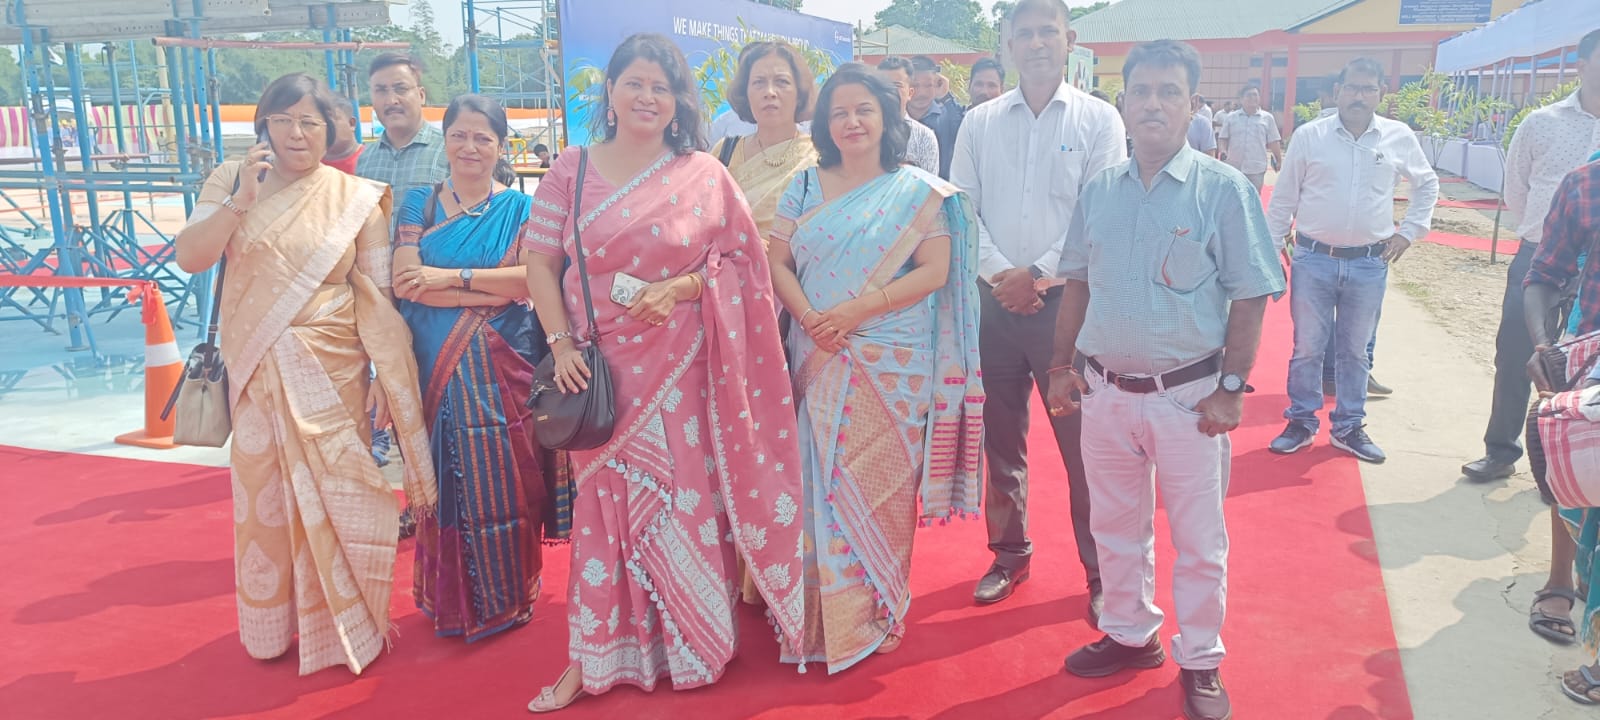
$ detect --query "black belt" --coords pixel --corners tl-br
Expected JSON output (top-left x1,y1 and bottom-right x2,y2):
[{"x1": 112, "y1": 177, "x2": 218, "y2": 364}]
[
  {"x1": 1085, "y1": 354, "x2": 1220, "y2": 394},
  {"x1": 1295, "y1": 233, "x2": 1383, "y2": 260}
]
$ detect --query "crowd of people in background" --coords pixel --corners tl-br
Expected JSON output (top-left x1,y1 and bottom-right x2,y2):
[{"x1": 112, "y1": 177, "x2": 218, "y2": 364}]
[{"x1": 170, "y1": 0, "x2": 1600, "y2": 715}]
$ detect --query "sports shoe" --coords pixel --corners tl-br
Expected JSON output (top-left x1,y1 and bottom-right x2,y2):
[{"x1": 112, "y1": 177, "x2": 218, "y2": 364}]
[
  {"x1": 1332, "y1": 425, "x2": 1386, "y2": 464},
  {"x1": 1269, "y1": 422, "x2": 1315, "y2": 455},
  {"x1": 1063, "y1": 634, "x2": 1165, "y2": 678}
]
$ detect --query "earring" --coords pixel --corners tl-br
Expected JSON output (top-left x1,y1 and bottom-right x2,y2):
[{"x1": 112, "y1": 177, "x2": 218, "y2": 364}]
[
  {"x1": 670, "y1": 118, "x2": 680, "y2": 137},
  {"x1": 606, "y1": 107, "x2": 617, "y2": 127}
]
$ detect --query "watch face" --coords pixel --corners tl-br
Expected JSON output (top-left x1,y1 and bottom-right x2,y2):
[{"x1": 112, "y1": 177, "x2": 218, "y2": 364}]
[{"x1": 1222, "y1": 374, "x2": 1244, "y2": 392}]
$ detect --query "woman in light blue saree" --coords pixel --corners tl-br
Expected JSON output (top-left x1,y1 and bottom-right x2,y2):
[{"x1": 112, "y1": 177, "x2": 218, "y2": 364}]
[
  {"x1": 767, "y1": 64, "x2": 984, "y2": 674},
  {"x1": 391, "y1": 96, "x2": 571, "y2": 642}
]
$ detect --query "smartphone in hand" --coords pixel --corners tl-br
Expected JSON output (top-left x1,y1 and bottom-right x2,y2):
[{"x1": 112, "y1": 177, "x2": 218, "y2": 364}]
[{"x1": 256, "y1": 129, "x2": 273, "y2": 183}]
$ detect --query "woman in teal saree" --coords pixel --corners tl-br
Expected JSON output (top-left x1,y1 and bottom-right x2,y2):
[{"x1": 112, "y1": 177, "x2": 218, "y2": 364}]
[
  {"x1": 767, "y1": 64, "x2": 984, "y2": 674},
  {"x1": 392, "y1": 96, "x2": 571, "y2": 642}
]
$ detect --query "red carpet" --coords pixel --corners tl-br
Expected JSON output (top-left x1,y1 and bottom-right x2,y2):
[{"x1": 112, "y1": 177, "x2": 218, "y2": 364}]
[{"x1": 0, "y1": 301, "x2": 1410, "y2": 719}]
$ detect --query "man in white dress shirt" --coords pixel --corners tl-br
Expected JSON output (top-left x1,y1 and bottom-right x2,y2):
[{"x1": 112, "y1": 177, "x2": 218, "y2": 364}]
[
  {"x1": 950, "y1": 0, "x2": 1126, "y2": 611},
  {"x1": 876, "y1": 56, "x2": 941, "y2": 174},
  {"x1": 1266, "y1": 58, "x2": 1438, "y2": 464},
  {"x1": 1217, "y1": 85, "x2": 1281, "y2": 190},
  {"x1": 1187, "y1": 95, "x2": 1217, "y2": 157}
]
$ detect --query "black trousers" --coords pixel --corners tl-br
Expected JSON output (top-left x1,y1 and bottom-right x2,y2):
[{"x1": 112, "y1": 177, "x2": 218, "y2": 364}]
[
  {"x1": 1483, "y1": 242, "x2": 1539, "y2": 464},
  {"x1": 978, "y1": 287, "x2": 1098, "y2": 584}
]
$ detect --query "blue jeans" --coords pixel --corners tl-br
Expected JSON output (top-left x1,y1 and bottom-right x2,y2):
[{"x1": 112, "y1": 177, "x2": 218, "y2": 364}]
[
  {"x1": 1285, "y1": 251, "x2": 1388, "y2": 435},
  {"x1": 1322, "y1": 310, "x2": 1379, "y2": 382}
]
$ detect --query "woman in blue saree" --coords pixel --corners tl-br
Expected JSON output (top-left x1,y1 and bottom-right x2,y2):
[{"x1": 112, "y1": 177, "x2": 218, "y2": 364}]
[
  {"x1": 767, "y1": 64, "x2": 985, "y2": 673},
  {"x1": 392, "y1": 95, "x2": 571, "y2": 642}
]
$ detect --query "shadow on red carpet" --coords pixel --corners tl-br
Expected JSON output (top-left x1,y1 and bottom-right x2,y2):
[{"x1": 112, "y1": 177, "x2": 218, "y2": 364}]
[{"x1": 0, "y1": 300, "x2": 1412, "y2": 719}]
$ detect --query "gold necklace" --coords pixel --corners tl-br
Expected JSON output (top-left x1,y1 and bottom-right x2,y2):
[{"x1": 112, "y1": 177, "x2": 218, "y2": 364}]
[{"x1": 754, "y1": 130, "x2": 798, "y2": 168}]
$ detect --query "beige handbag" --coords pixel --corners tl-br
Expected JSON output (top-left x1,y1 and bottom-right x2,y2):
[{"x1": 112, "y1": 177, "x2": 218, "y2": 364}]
[{"x1": 162, "y1": 256, "x2": 231, "y2": 447}]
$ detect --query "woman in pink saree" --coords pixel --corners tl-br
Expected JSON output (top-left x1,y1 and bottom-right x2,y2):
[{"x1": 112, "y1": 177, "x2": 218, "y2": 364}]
[
  {"x1": 521, "y1": 34, "x2": 806, "y2": 712},
  {"x1": 175, "y1": 74, "x2": 435, "y2": 675}
]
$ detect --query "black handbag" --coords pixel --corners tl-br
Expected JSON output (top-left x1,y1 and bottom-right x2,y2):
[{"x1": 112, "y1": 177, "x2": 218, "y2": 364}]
[{"x1": 527, "y1": 147, "x2": 616, "y2": 450}]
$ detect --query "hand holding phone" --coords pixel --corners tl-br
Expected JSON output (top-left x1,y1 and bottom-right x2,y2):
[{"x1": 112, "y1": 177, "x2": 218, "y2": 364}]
[
  {"x1": 256, "y1": 130, "x2": 273, "y2": 183},
  {"x1": 610, "y1": 272, "x2": 648, "y2": 306}
]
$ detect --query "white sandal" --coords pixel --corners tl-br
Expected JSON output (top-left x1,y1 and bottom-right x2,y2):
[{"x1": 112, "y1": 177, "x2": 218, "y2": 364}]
[{"x1": 527, "y1": 666, "x2": 585, "y2": 713}]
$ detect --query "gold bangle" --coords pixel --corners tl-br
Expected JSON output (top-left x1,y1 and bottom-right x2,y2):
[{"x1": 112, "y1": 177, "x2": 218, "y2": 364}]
[
  {"x1": 456, "y1": 288, "x2": 463, "y2": 307},
  {"x1": 879, "y1": 287, "x2": 892, "y2": 307},
  {"x1": 689, "y1": 272, "x2": 704, "y2": 301}
]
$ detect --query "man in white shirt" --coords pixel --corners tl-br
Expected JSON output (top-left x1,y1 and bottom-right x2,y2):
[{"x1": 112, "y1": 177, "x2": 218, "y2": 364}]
[
  {"x1": 1187, "y1": 95, "x2": 1217, "y2": 157},
  {"x1": 1266, "y1": 58, "x2": 1438, "y2": 464},
  {"x1": 876, "y1": 56, "x2": 941, "y2": 174},
  {"x1": 1461, "y1": 28, "x2": 1600, "y2": 650},
  {"x1": 1217, "y1": 85, "x2": 1282, "y2": 190},
  {"x1": 950, "y1": 0, "x2": 1126, "y2": 611}
]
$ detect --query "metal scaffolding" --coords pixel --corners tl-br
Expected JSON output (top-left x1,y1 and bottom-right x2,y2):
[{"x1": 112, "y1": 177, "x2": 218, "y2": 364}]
[
  {"x1": 0, "y1": 0, "x2": 395, "y2": 357},
  {"x1": 463, "y1": 0, "x2": 562, "y2": 151}
]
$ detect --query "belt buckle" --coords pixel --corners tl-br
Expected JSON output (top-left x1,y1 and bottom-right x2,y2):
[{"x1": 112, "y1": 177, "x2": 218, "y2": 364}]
[{"x1": 1111, "y1": 373, "x2": 1137, "y2": 392}]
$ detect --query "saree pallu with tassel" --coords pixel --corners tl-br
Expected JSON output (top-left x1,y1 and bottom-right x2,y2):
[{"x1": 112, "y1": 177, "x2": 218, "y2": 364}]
[
  {"x1": 771, "y1": 166, "x2": 984, "y2": 673},
  {"x1": 202, "y1": 163, "x2": 436, "y2": 676},
  {"x1": 396, "y1": 186, "x2": 573, "y2": 642},
  {"x1": 526, "y1": 149, "x2": 807, "y2": 693}
]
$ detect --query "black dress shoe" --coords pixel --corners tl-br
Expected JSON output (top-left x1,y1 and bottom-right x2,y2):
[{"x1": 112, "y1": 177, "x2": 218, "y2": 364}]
[
  {"x1": 973, "y1": 564, "x2": 1029, "y2": 604},
  {"x1": 1367, "y1": 376, "x2": 1394, "y2": 396},
  {"x1": 1088, "y1": 580, "x2": 1104, "y2": 627},
  {"x1": 1462, "y1": 456, "x2": 1515, "y2": 482},
  {"x1": 1063, "y1": 634, "x2": 1165, "y2": 678},
  {"x1": 1181, "y1": 668, "x2": 1232, "y2": 720}
]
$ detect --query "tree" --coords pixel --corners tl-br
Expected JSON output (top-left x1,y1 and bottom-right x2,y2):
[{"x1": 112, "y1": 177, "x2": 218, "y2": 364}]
[
  {"x1": 1380, "y1": 69, "x2": 1511, "y2": 168},
  {"x1": 753, "y1": 0, "x2": 804, "y2": 8},
  {"x1": 1072, "y1": 1, "x2": 1110, "y2": 20},
  {"x1": 874, "y1": 0, "x2": 990, "y2": 48}
]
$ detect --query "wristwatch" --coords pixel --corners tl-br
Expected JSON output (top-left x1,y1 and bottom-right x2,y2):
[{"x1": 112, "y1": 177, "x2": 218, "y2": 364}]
[
  {"x1": 459, "y1": 268, "x2": 474, "y2": 291},
  {"x1": 1028, "y1": 265, "x2": 1045, "y2": 281},
  {"x1": 221, "y1": 194, "x2": 248, "y2": 216},
  {"x1": 1219, "y1": 373, "x2": 1247, "y2": 393}
]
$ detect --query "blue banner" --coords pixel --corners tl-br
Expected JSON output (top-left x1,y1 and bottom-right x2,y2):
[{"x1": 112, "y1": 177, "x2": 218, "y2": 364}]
[
  {"x1": 557, "y1": 0, "x2": 853, "y2": 147},
  {"x1": 1399, "y1": 0, "x2": 1493, "y2": 25}
]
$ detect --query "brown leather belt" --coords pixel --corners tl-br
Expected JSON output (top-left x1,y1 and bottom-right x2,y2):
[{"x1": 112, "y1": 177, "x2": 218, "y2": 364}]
[{"x1": 1085, "y1": 354, "x2": 1220, "y2": 394}]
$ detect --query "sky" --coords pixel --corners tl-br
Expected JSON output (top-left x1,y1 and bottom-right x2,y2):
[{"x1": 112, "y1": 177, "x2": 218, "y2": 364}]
[{"x1": 394, "y1": 0, "x2": 1016, "y2": 50}]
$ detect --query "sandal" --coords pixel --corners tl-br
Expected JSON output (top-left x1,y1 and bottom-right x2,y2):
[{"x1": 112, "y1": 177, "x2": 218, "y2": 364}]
[
  {"x1": 1530, "y1": 588, "x2": 1580, "y2": 645},
  {"x1": 527, "y1": 666, "x2": 586, "y2": 713},
  {"x1": 1562, "y1": 665, "x2": 1600, "y2": 705},
  {"x1": 876, "y1": 624, "x2": 905, "y2": 655}
]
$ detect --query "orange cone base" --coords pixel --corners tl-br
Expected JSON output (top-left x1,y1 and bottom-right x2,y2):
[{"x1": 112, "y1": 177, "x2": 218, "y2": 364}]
[{"x1": 114, "y1": 430, "x2": 179, "y2": 450}]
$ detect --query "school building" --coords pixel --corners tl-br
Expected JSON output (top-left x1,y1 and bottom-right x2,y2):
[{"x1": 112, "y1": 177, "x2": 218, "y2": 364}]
[{"x1": 1072, "y1": 0, "x2": 1525, "y2": 127}]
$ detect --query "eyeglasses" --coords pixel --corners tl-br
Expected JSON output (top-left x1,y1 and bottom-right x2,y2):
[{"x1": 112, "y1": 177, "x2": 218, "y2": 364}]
[
  {"x1": 265, "y1": 114, "x2": 328, "y2": 133},
  {"x1": 371, "y1": 83, "x2": 416, "y2": 98},
  {"x1": 1341, "y1": 84, "x2": 1383, "y2": 97}
]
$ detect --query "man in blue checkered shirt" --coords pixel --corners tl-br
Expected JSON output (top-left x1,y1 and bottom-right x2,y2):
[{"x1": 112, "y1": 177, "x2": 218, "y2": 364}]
[
  {"x1": 356, "y1": 52, "x2": 450, "y2": 207},
  {"x1": 356, "y1": 52, "x2": 448, "y2": 538}
]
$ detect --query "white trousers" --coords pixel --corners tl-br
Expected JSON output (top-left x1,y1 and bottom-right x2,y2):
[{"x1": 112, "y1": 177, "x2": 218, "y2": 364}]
[{"x1": 1079, "y1": 368, "x2": 1229, "y2": 670}]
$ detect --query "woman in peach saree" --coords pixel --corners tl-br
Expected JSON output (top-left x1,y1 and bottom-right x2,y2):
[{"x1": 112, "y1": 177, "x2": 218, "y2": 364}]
[{"x1": 175, "y1": 74, "x2": 436, "y2": 675}]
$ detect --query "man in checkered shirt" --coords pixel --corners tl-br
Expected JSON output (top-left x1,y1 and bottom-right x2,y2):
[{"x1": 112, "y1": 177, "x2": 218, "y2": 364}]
[{"x1": 356, "y1": 53, "x2": 449, "y2": 207}]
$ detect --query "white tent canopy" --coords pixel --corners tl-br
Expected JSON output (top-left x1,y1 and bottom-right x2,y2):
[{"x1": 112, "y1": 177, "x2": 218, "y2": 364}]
[{"x1": 1435, "y1": 0, "x2": 1600, "y2": 73}]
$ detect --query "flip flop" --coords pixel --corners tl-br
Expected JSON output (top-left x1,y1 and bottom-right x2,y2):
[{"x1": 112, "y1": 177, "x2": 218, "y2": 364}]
[
  {"x1": 1530, "y1": 588, "x2": 1580, "y2": 645},
  {"x1": 1562, "y1": 665, "x2": 1600, "y2": 705}
]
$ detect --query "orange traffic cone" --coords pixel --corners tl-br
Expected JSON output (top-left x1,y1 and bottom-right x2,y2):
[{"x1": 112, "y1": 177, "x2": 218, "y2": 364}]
[{"x1": 115, "y1": 281, "x2": 182, "y2": 450}]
